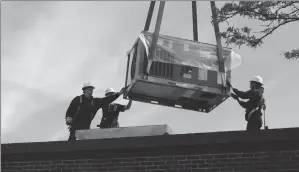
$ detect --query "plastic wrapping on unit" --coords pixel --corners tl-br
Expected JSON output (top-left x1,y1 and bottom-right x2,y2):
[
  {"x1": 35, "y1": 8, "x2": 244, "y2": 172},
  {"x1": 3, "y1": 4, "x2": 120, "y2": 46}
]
[{"x1": 138, "y1": 31, "x2": 242, "y2": 72}]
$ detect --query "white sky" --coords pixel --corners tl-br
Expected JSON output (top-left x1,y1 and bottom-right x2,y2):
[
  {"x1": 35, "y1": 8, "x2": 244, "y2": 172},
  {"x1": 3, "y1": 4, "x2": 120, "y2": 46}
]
[{"x1": 1, "y1": 1, "x2": 299, "y2": 143}]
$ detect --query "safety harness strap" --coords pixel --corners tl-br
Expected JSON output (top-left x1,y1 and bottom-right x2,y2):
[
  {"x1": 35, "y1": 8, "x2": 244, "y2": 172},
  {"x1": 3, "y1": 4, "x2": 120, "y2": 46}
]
[{"x1": 247, "y1": 97, "x2": 266, "y2": 121}]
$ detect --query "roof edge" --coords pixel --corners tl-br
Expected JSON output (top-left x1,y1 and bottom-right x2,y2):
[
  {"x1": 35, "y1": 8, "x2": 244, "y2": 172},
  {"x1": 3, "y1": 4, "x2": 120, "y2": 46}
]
[{"x1": 2, "y1": 127, "x2": 299, "y2": 155}]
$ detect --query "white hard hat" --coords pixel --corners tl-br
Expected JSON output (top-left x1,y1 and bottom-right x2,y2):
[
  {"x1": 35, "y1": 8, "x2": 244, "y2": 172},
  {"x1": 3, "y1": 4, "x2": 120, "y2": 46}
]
[
  {"x1": 82, "y1": 82, "x2": 95, "y2": 90},
  {"x1": 105, "y1": 88, "x2": 116, "y2": 95},
  {"x1": 250, "y1": 76, "x2": 263, "y2": 84}
]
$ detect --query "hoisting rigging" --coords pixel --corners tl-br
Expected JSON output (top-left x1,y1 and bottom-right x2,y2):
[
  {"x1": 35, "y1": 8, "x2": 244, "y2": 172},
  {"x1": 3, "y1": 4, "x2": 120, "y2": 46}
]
[{"x1": 123, "y1": 1, "x2": 242, "y2": 113}]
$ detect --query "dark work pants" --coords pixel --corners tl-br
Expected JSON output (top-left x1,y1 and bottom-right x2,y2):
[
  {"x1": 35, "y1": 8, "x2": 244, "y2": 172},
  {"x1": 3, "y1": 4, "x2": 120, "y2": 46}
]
[
  {"x1": 99, "y1": 124, "x2": 119, "y2": 129},
  {"x1": 68, "y1": 127, "x2": 76, "y2": 141},
  {"x1": 68, "y1": 125, "x2": 90, "y2": 141},
  {"x1": 246, "y1": 114, "x2": 262, "y2": 131}
]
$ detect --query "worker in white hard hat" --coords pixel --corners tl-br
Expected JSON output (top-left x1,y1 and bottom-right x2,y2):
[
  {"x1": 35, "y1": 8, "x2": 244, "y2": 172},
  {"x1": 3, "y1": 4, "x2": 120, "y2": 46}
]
[
  {"x1": 65, "y1": 82, "x2": 127, "y2": 140},
  {"x1": 98, "y1": 88, "x2": 133, "y2": 129},
  {"x1": 227, "y1": 76, "x2": 266, "y2": 131}
]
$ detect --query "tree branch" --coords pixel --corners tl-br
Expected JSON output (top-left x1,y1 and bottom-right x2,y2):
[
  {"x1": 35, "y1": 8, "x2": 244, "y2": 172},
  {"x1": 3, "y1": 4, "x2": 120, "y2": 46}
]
[
  {"x1": 283, "y1": 49, "x2": 299, "y2": 60},
  {"x1": 217, "y1": 2, "x2": 299, "y2": 23},
  {"x1": 253, "y1": 18, "x2": 299, "y2": 46},
  {"x1": 274, "y1": 1, "x2": 299, "y2": 15},
  {"x1": 215, "y1": 1, "x2": 299, "y2": 60}
]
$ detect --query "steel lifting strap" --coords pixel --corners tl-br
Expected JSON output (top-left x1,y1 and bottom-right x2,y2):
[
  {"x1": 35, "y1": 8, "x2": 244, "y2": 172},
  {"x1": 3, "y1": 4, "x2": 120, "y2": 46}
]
[
  {"x1": 144, "y1": 1, "x2": 199, "y2": 74},
  {"x1": 210, "y1": 1, "x2": 226, "y2": 89},
  {"x1": 192, "y1": 1, "x2": 198, "y2": 42},
  {"x1": 144, "y1": 1, "x2": 156, "y2": 32},
  {"x1": 143, "y1": 1, "x2": 225, "y2": 87},
  {"x1": 146, "y1": 1, "x2": 165, "y2": 74},
  {"x1": 143, "y1": 1, "x2": 156, "y2": 76}
]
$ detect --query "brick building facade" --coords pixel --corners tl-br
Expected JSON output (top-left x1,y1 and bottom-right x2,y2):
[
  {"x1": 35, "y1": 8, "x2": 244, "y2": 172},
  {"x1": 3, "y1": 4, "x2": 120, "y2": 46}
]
[{"x1": 2, "y1": 128, "x2": 299, "y2": 172}]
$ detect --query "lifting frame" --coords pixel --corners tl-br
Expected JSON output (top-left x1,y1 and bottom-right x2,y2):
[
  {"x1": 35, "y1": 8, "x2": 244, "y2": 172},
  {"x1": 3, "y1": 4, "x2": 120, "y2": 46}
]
[
  {"x1": 123, "y1": 1, "x2": 231, "y2": 113},
  {"x1": 144, "y1": 1, "x2": 227, "y2": 88}
]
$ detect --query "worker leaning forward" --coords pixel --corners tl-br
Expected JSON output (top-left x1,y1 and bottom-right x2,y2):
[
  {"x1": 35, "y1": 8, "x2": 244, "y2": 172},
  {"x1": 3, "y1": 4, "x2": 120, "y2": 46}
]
[
  {"x1": 65, "y1": 82, "x2": 126, "y2": 140},
  {"x1": 227, "y1": 76, "x2": 266, "y2": 131},
  {"x1": 98, "y1": 88, "x2": 133, "y2": 129}
]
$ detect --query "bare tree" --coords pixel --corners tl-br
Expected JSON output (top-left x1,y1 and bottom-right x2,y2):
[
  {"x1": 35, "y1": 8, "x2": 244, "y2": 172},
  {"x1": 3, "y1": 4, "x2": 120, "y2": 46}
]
[{"x1": 213, "y1": 1, "x2": 299, "y2": 60}]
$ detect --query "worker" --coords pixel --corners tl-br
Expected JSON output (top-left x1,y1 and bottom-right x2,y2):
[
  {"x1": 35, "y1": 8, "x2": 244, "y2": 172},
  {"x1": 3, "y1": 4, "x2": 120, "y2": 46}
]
[
  {"x1": 227, "y1": 76, "x2": 266, "y2": 131},
  {"x1": 65, "y1": 82, "x2": 126, "y2": 140},
  {"x1": 98, "y1": 88, "x2": 133, "y2": 129}
]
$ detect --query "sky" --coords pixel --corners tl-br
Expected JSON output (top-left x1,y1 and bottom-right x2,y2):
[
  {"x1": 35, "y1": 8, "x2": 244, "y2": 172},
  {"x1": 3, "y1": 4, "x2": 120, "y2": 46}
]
[{"x1": 1, "y1": 1, "x2": 299, "y2": 143}]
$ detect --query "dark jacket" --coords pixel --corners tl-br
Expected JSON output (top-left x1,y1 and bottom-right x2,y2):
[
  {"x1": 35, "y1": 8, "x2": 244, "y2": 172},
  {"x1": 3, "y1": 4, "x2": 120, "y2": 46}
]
[
  {"x1": 65, "y1": 93, "x2": 121, "y2": 130},
  {"x1": 233, "y1": 87, "x2": 265, "y2": 120},
  {"x1": 99, "y1": 103, "x2": 126, "y2": 128}
]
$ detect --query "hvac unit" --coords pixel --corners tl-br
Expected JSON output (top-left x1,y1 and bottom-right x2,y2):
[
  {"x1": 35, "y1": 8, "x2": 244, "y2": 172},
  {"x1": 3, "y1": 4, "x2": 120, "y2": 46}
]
[{"x1": 124, "y1": 31, "x2": 241, "y2": 113}]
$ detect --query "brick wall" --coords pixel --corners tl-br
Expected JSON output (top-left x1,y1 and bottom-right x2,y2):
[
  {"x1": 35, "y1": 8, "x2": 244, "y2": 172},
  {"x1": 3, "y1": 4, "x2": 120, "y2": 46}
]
[
  {"x1": 2, "y1": 128, "x2": 299, "y2": 172},
  {"x1": 2, "y1": 150, "x2": 299, "y2": 172}
]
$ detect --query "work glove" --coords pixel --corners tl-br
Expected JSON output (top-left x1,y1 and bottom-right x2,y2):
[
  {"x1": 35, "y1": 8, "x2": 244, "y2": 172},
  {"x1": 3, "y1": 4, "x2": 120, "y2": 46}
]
[
  {"x1": 65, "y1": 117, "x2": 73, "y2": 125},
  {"x1": 227, "y1": 80, "x2": 233, "y2": 88},
  {"x1": 232, "y1": 88, "x2": 239, "y2": 93},
  {"x1": 262, "y1": 104, "x2": 267, "y2": 110},
  {"x1": 119, "y1": 86, "x2": 127, "y2": 95},
  {"x1": 230, "y1": 93, "x2": 239, "y2": 100}
]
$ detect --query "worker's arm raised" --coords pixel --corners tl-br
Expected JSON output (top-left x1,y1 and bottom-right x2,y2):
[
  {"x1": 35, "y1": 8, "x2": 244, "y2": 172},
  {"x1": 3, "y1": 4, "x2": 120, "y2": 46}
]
[
  {"x1": 118, "y1": 100, "x2": 132, "y2": 112},
  {"x1": 231, "y1": 93, "x2": 247, "y2": 109},
  {"x1": 227, "y1": 80, "x2": 250, "y2": 99},
  {"x1": 237, "y1": 89, "x2": 263, "y2": 109},
  {"x1": 232, "y1": 89, "x2": 251, "y2": 99},
  {"x1": 238, "y1": 100, "x2": 248, "y2": 109},
  {"x1": 94, "y1": 87, "x2": 126, "y2": 108},
  {"x1": 124, "y1": 100, "x2": 133, "y2": 111}
]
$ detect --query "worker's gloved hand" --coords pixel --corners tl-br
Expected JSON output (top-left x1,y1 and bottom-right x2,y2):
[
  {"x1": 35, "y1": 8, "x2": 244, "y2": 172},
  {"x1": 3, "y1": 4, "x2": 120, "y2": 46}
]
[
  {"x1": 119, "y1": 87, "x2": 126, "y2": 95},
  {"x1": 262, "y1": 104, "x2": 267, "y2": 110},
  {"x1": 124, "y1": 87, "x2": 130, "y2": 95},
  {"x1": 230, "y1": 93, "x2": 238, "y2": 100},
  {"x1": 227, "y1": 80, "x2": 232, "y2": 88},
  {"x1": 232, "y1": 88, "x2": 238, "y2": 93},
  {"x1": 65, "y1": 117, "x2": 73, "y2": 125}
]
